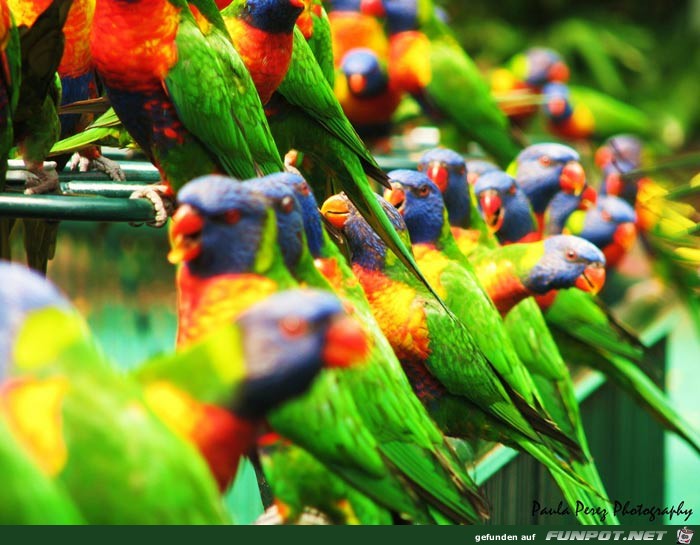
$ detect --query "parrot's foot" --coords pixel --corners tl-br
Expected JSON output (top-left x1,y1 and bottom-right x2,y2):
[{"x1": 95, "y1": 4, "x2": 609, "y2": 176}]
[
  {"x1": 24, "y1": 169, "x2": 59, "y2": 195},
  {"x1": 68, "y1": 152, "x2": 127, "y2": 181},
  {"x1": 253, "y1": 505, "x2": 331, "y2": 525},
  {"x1": 254, "y1": 505, "x2": 283, "y2": 525},
  {"x1": 129, "y1": 184, "x2": 174, "y2": 228}
]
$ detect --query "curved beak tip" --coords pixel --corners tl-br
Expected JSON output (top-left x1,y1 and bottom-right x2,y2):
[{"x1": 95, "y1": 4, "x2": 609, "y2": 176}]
[
  {"x1": 383, "y1": 183, "x2": 406, "y2": 209},
  {"x1": 560, "y1": 162, "x2": 586, "y2": 196},
  {"x1": 321, "y1": 196, "x2": 350, "y2": 229},
  {"x1": 168, "y1": 205, "x2": 204, "y2": 264},
  {"x1": 576, "y1": 265, "x2": 606, "y2": 294}
]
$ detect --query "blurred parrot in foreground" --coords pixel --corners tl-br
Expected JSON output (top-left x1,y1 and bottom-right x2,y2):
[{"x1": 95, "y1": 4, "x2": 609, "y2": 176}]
[
  {"x1": 371, "y1": 0, "x2": 521, "y2": 167},
  {"x1": 419, "y1": 148, "x2": 619, "y2": 523},
  {"x1": 0, "y1": 261, "x2": 230, "y2": 523},
  {"x1": 327, "y1": 0, "x2": 389, "y2": 65},
  {"x1": 90, "y1": 0, "x2": 283, "y2": 225}
]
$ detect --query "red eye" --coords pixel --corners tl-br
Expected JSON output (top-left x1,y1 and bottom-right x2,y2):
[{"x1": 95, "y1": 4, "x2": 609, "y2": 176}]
[
  {"x1": 298, "y1": 182, "x2": 311, "y2": 196},
  {"x1": 224, "y1": 210, "x2": 241, "y2": 224},
  {"x1": 279, "y1": 195, "x2": 295, "y2": 214},
  {"x1": 458, "y1": 167, "x2": 466, "y2": 176},
  {"x1": 418, "y1": 185, "x2": 430, "y2": 197},
  {"x1": 279, "y1": 316, "x2": 308, "y2": 337},
  {"x1": 508, "y1": 184, "x2": 517, "y2": 195},
  {"x1": 416, "y1": 163, "x2": 425, "y2": 172},
  {"x1": 565, "y1": 249, "x2": 578, "y2": 261},
  {"x1": 539, "y1": 156, "x2": 552, "y2": 167},
  {"x1": 601, "y1": 211, "x2": 613, "y2": 222}
]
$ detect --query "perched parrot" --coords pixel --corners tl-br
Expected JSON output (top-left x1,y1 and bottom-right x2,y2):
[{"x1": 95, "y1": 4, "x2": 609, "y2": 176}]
[
  {"x1": 563, "y1": 195, "x2": 638, "y2": 269},
  {"x1": 543, "y1": 184, "x2": 599, "y2": 237},
  {"x1": 168, "y1": 176, "x2": 485, "y2": 524},
  {"x1": 372, "y1": 0, "x2": 521, "y2": 167},
  {"x1": 320, "y1": 193, "x2": 596, "y2": 469},
  {"x1": 0, "y1": 0, "x2": 20, "y2": 261},
  {"x1": 490, "y1": 47, "x2": 569, "y2": 125},
  {"x1": 511, "y1": 143, "x2": 587, "y2": 233},
  {"x1": 334, "y1": 47, "x2": 402, "y2": 151},
  {"x1": 465, "y1": 158, "x2": 500, "y2": 187},
  {"x1": 542, "y1": 82, "x2": 653, "y2": 142},
  {"x1": 219, "y1": 0, "x2": 432, "y2": 299},
  {"x1": 250, "y1": 173, "x2": 492, "y2": 524},
  {"x1": 90, "y1": 0, "x2": 283, "y2": 225},
  {"x1": 473, "y1": 171, "x2": 539, "y2": 244},
  {"x1": 384, "y1": 169, "x2": 616, "y2": 524},
  {"x1": 420, "y1": 148, "x2": 619, "y2": 524},
  {"x1": 52, "y1": 0, "x2": 124, "y2": 180},
  {"x1": 0, "y1": 261, "x2": 231, "y2": 523}
]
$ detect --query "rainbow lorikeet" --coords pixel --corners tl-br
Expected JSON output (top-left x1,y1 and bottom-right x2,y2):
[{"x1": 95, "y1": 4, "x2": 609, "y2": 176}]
[
  {"x1": 320, "y1": 194, "x2": 592, "y2": 463},
  {"x1": 369, "y1": 0, "x2": 521, "y2": 167},
  {"x1": 421, "y1": 149, "x2": 619, "y2": 523},
  {"x1": 296, "y1": 0, "x2": 334, "y2": 86},
  {"x1": 510, "y1": 143, "x2": 587, "y2": 233},
  {"x1": 0, "y1": 413, "x2": 84, "y2": 524},
  {"x1": 542, "y1": 82, "x2": 652, "y2": 142},
  {"x1": 563, "y1": 195, "x2": 637, "y2": 269},
  {"x1": 383, "y1": 170, "x2": 616, "y2": 524},
  {"x1": 0, "y1": 0, "x2": 20, "y2": 261},
  {"x1": 0, "y1": 261, "x2": 230, "y2": 523},
  {"x1": 470, "y1": 176, "x2": 700, "y2": 457},
  {"x1": 54, "y1": 0, "x2": 124, "y2": 180},
  {"x1": 168, "y1": 176, "x2": 483, "y2": 524},
  {"x1": 543, "y1": 184, "x2": 599, "y2": 237},
  {"x1": 464, "y1": 159, "x2": 500, "y2": 188},
  {"x1": 219, "y1": 0, "x2": 432, "y2": 301},
  {"x1": 250, "y1": 173, "x2": 491, "y2": 524},
  {"x1": 490, "y1": 47, "x2": 569, "y2": 126},
  {"x1": 334, "y1": 48, "x2": 402, "y2": 152},
  {"x1": 90, "y1": 0, "x2": 283, "y2": 224}
]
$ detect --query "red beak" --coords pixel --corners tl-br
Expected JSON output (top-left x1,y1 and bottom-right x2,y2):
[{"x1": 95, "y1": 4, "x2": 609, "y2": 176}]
[
  {"x1": 168, "y1": 204, "x2": 204, "y2": 264},
  {"x1": 548, "y1": 61, "x2": 570, "y2": 83},
  {"x1": 426, "y1": 162, "x2": 449, "y2": 193},
  {"x1": 289, "y1": 0, "x2": 305, "y2": 8},
  {"x1": 594, "y1": 146, "x2": 614, "y2": 168},
  {"x1": 322, "y1": 315, "x2": 369, "y2": 368},
  {"x1": 321, "y1": 195, "x2": 350, "y2": 229},
  {"x1": 613, "y1": 222, "x2": 637, "y2": 252},
  {"x1": 383, "y1": 183, "x2": 406, "y2": 211},
  {"x1": 360, "y1": 0, "x2": 386, "y2": 17},
  {"x1": 348, "y1": 73, "x2": 367, "y2": 94},
  {"x1": 574, "y1": 264, "x2": 606, "y2": 295},
  {"x1": 559, "y1": 161, "x2": 586, "y2": 196},
  {"x1": 548, "y1": 96, "x2": 568, "y2": 117},
  {"x1": 479, "y1": 189, "x2": 504, "y2": 233},
  {"x1": 604, "y1": 172, "x2": 624, "y2": 197},
  {"x1": 579, "y1": 185, "x2": 598, "y2": 210}
]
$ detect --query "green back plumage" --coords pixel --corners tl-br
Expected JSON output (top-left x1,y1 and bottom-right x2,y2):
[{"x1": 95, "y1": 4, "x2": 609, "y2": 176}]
[{"x1": 569, "y1": 85, "x2": 652, "y2": 138}]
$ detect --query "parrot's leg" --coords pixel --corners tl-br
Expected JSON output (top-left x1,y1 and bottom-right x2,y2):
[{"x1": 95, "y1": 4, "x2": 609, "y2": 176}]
[
  {"x1": 129, "y1": 184, "x2": 174, "y2": 227},
  {"x1": 24, "y1": 163, "x2": 59, "y2": 195},
  {"x1": 68, "y1": 148, "x2": 126, "y2": 181}
]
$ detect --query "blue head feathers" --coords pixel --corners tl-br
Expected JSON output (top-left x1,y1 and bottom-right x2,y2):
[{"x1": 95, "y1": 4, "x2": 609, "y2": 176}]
[
  {"x1": 381, "y1": 0, "x2": 419, "y2": 34},
  {"x1": 523, "y1": 48, "x2": 569, "y2": 87},
  {"x1": 341, "y1": 48, "x2": 389, "y2": 98},
  {"x1": 417, "y1": 148, "x2": 471, "y2": 229},
  {"x1": 242, "y1": 0, "x2": 304, "y2": 34},
  {"x1": 473, "y1": 171, "x2": 535, "y2": 243}
]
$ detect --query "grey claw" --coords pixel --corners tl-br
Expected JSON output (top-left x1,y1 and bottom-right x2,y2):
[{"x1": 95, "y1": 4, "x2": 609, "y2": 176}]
[
  {"x1": 24, "y1": 170, "x2": 59, "y2": 195},
  {"x1": 129, "y1": 184, "x2": 174, "y2": 228}
]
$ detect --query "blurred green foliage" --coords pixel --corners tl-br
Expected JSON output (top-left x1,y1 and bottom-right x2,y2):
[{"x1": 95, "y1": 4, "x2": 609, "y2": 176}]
[{"x1": 439, "y1": 0, "x2": 700, "y2": 147}]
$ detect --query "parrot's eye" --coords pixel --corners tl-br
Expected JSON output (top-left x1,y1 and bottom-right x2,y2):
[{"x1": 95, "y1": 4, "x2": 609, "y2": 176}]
[
  {"x1": 565, "y1": 249, "x2": 578, "y2": 261},
  {"x1": 279, "y1": 195, "x2": 296, "y2": 214},
  {"x1": 458, "y1": 166, "x2": 466, "y2": 176},
  {"x1": 508, "y1": 184, "x2": 517, "y2": 195},
  {"x1": 539, "y1": 156, "x2": 552, "y2": 167},
  {"x1": 213, "y1": 210, "x2": 241, "y2": 224},
  {"x1": 417, "y1": 184, "x2": 430, "y2": 197},
  {"x1": 298, "y1": 182, "x2": 311, "y2": 196},
  {"x1": 279, "y1": 316, "x2": 308, "y2": 337},
  {"x1": 416, "y1": 163, "x2": 425, "y2": 171},
  {"x1": 601, "y1": 211, "x2": 613, "y2": 222}
]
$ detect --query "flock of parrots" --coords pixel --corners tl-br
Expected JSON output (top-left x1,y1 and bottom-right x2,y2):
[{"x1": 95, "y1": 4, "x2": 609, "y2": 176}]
[{"x1": 1, "y1": 0, "x2": 699, "y2": 526}]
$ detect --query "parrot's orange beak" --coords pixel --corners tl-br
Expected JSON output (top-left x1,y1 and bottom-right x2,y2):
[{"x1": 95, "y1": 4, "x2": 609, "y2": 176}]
[
  {"x1": 594, "y1": 146, "x2": 613, "y2": 168},
  {"x1": 479, "y1": 189, "x2": 504, "y2": 233},
  {"x1": 548, "y1": 61, "x2": 570, "y2": 83},
  {"x1": 289, "y1": 0, "x2": 305, "y2": 9},
  {"x1": 613, "y1": 222, "x2": 637, "y2": 252},
  {"x1": 560, "y1": 161, "x2": 586, "y2": 196},
  {"x1": 575, "y1": 263, "x2": 606, "y2": 294},
  {"x1": 579, "y1": 185, "x2": 598, "y2": 210},
  {"x1": 321, "y1": 195, "x2": 350, "y2": 229},
  {"x1": 348, "y1": 73, "x2": 367, "y2": 95},
  {"x1": 360, "y1": 0, "x2": 385, "y2": 17},
  {"x1": 322, "y1": 315, "x2": 369, "y2": 368},
  {"x1": 547, "y1": 96, "x2": 568, "y2": 117},
  {"x1": 425, "y1": 161, "x2": 449, "y2": 193},
  {"x1": 383, "y1": 182, "x2": 406, "y2": 212},
  {"x1": 168, "y1": 204, "x2": 204, "y2": 264},
  {"x1": 604, "y1": 172, "x2": 624, "y2": 197}
]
